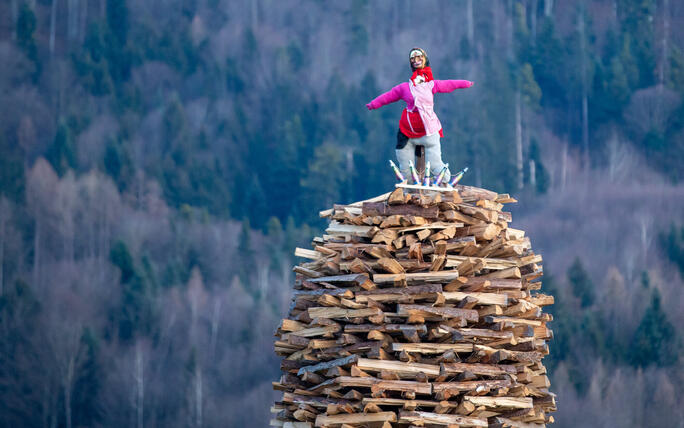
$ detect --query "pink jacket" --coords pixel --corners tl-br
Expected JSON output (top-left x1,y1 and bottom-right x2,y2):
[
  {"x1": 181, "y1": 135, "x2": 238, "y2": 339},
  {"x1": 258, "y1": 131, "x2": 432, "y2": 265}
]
[{"x1": 367, "y1": 80, "x2": 473, "y2": 136}]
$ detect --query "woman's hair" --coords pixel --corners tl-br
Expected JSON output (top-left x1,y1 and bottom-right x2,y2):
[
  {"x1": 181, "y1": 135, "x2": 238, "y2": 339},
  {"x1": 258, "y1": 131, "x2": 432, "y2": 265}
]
[{"x1": 409, "y1": 47, "x2": 430, "y2": 70}]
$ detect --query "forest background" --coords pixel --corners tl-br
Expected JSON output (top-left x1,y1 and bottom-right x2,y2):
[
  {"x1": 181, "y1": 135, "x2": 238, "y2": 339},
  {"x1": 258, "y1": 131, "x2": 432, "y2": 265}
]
[{"x1": 0, "y1": 0, "x2": 683, "y2": 427}]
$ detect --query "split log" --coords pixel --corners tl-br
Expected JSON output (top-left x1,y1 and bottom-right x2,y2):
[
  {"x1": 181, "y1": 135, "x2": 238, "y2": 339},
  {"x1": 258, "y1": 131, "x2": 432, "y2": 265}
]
[
  {"x1": 362, "y1": 202, "x2": 439, "y2": 219},
  {"x1": 398, "y1": 410, "x2": 488, "y2": 427},
  {"x1": 373, "y1": 271, "x2": 460, "y2": 285},
  {"x1": 314, "y1": 412, "x2": 397, "y2": 427}
]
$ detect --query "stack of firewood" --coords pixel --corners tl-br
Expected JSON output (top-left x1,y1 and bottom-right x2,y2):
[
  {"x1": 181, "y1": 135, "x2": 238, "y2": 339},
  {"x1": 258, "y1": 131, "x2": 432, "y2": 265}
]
[{"x1": 271, "y1": 185, "x2": 556, "y2": 428}]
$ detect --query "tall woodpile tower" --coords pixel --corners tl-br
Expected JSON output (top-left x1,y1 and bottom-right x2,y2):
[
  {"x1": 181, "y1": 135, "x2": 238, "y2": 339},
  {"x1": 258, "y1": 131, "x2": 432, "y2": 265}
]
[{"x1": 271, "y1": 185, "x2": 556, "y2": 428}]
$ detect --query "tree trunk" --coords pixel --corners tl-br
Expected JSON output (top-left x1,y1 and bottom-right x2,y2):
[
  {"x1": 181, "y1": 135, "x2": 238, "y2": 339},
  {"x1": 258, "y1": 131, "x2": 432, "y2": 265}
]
[
  {"x1": 210, "y1": 300, "x2": 222, "y2": 361},
  {"x1": 64, "y1": 358, "x2": 74, "y2": 428},
  {"x1": 135, "y1": 344, "x2": 144, "y2": 428},
  {"x1": 578, "y1": 4, "x2": 589, "y2": 170},
  {"x1": 639, "y1": 215, "x2": 653, "y2": 266},
  {"x1": 531, "y1": 0, "x2": 538, "y2": 43},
  {"x1": 560, "y1": 141, "x2": 568, "y2": 190},
  {"x1": 466, "y1": 0, "x2": 474, "y2": 46},
  {"x1": 582, "y1": 93, "x2": 589, "y2": 169},
  {"x1": 529, "y1": 159, "x2": 536, "y2": 188},
  {"x1": 194, "y1": 365, "x2": 203, "y2": 428},
  {"x1": 50, "y1": 0, "x2": 58, "y2": 56},
  {"x1": 0, "y1": 199, "x2": 6, "y2": 296},
  {"x1": 67, "y1": 0, "x2": 80, "y2": 41},
  {"x1": 506, "y1": 0, "x2": 514, "y2": 60},
  {"x1": 544, "y1": 0, "x2": 553, "y2": 17},
  {"x1": 50, "y1": 385, "x2": 57, "y2": 428},
  {"x1": 42, "y1": 383, "x2": 56, "y2": 428},
  {"x1": 67, "y1": 0, "x2": 74, "y2": 41},
  {"x1": 258, "y1": 263, "x2": 269, "y2": 296},
  {"x1": 473, "y1": 143, "x2": 482, "y2": 188},
  {"x1": 492, "y1": 2, "x2": 500, "y2": 46},
  {"x1": 80, "y1": 0, "x2": 88, "y2": 43},
  {"x1": 33, "y1": 219, "x2": 41, "y2": 287},
  {"x1": 393, "y1": 1, "x2": 399, "y2": 37},
  {"x1": 251, "y1": 0, "x2": 259, "y2": 29},
  {"x1": 659, "y1": 0, "x2": 670, "y2": 86},
  {"x1": 11, "y1": 0, "x2": 18, "y2": 40},
  {"x1": 515, "y1": 91, "x2": 524, "y2": 190},
  {"x1": 42, "y1": 384, "x2": 49, "y2": 428}
]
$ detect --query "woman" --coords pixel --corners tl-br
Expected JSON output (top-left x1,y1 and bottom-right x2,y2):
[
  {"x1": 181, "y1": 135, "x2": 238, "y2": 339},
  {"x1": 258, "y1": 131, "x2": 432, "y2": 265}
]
[{"x1": 366, "y1": 47, "x2": 473, "y2": 184}]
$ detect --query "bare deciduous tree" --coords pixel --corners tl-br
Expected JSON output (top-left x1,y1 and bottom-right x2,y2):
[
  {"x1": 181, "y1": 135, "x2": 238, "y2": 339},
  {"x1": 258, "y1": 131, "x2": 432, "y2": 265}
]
[
  {"x1": 135, "y1": 341, "x2": 144, "y2": 428},
  {"x1": 49, "y1": 0, "x2": 58, "y2": 56},
  {"x1": 18, "y1": 116, "x2": 37, "y2": 165},
  {"x1": 606, "y1": 129, "x2": 636, "y2": 182},
  {"x1": 0, "y1": 198, "x2": 9, "y2": 296},
  {"x1": 578, "y1": 2, "x2": 590, "y2": 170},
  {"x1": 466, "y1": 0, "x2": 474, "y2": 46},
  {"x1": 659, "y1": 0, "x2": 671, "y2": 86},
  {"x1": 27, "y1": 159, "x2": 59, "y2": 287},
  {"x1": 187, "y1": 266, "x2": 208, "y2": 346},
  {"x1": 624, "y1": 85, "x2": 680, "y2": 140},
  {"x1": 637, "y1": 212, "x2": 654, "y2": 265}
]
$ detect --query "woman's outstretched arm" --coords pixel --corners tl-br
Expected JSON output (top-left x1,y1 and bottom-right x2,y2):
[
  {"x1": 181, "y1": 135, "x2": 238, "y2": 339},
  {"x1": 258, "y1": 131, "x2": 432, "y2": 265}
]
[
  {"x1": 432, "y1": 80, "x2": 473, "y2": 94},
  {"x1": 366, "y1": 83, "x2": 407, "y2": 110}
]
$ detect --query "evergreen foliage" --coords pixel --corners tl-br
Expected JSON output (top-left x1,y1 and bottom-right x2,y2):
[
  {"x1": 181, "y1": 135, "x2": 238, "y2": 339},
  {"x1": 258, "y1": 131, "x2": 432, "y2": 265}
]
[
  {"x1": 46, "y1": 121, "x2": 78, "y2": 176},
  {"x1": 567, "y1": 257, "x2": 595, "y2": 308},
  {"x1": 238, "y1": 217, "x2": 253, "y2": 284},
  {"x1": 660, "y1": 224, "x2": 684, "y2": 276},
  {"x1": 0, "y1": 134, "x2": 25, "y2": 203},
  {"x1": 1, "y1": 2, "x2": 683, "y2": 425},
  {"x1": 72, "y1": 328, "x2": 103, "y2": 426},
  {"x1": 630, "y1": 288, "x2": 678, "y2": 367},
  {"x1": 16, "y1": 4, "x2": 38, "y2": 75},
  {"x1": 109, "y1": 241, "x2": 157, "y2": 340}
]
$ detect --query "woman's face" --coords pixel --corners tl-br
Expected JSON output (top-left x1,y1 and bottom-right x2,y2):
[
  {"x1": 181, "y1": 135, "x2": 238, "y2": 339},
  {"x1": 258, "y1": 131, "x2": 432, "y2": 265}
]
[{"x1": 410, "y1": 53, "x2": 425, "y2": 69}]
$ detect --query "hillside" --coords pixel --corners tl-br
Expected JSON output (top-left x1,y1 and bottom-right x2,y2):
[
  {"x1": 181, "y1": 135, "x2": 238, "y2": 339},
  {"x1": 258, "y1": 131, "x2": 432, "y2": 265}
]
[{"x1": 0, "y1": 1, "x2": 682, "y2": 427}]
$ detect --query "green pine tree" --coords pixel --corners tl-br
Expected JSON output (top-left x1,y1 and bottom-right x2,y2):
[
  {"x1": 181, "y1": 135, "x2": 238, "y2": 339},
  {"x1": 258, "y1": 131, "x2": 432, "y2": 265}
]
[
  {"x1": 300, "y1": 144, "x2": 346, "y2": 212},
  {"x1": 266, "y1": 216, "x2": 284, "y2": 268},
  {"x1": 103, "y1": 139, "x2": 133, "y2": 190},
  {"x1": 238, "y1": 218, "x2": 253, "y2": 284},
  {"x1": 630, "y1": 288, "x2": 677, "y2": 367},
  {"x1": 0, "y1": 133, "x2": 25, "y2": 202},
  {"x1": 72, "y1": 327, "x2": 103, "y2": 426},
  {"x1": 567, "y1": 257, "x2": 595, "y2": 307},
  {"x1": 16, "y1": 4, "x2": 39, "y2": 78},
  {"x1": 109, "y1": 241, "x2": 157, "y2": 340},
  {"x1": 660, "y1": 224, "x2": 684, "y2": 276},
  {"x1": 46, "y1": 121, "x2": 78, "y2": 176},
  {"x1": 528, "y1": 139, "x2": 549, "y2": 194}
]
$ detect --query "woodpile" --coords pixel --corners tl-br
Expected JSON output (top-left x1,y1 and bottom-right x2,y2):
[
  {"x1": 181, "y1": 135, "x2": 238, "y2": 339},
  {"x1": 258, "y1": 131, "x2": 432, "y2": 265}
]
[{"x1": 271, "y1": 185, "x2": 556, "y2": 428}]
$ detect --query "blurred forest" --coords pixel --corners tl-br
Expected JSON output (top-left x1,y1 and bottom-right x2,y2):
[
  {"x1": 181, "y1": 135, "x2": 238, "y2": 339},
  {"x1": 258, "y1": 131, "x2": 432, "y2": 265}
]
[{"x1": 0, "y1": 0, "x2": 683, "y2": 427}]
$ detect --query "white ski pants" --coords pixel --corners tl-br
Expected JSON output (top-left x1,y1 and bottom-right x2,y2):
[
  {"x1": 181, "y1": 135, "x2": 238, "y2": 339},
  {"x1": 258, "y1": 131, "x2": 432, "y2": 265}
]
[{"x1": 396, "y1": 133, "x2": 451, "y2": 183}]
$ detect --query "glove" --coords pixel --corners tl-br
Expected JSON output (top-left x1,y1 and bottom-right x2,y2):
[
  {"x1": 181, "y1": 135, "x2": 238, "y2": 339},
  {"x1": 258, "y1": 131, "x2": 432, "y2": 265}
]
[{"x1": 366, "y1": 103, "x2": 373, "y2": 110}]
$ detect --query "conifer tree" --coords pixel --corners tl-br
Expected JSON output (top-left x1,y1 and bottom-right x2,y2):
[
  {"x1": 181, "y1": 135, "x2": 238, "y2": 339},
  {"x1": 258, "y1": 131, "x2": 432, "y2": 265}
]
[
  {"x1": 567, "y1": 257, "x2": 595, "y2": 307},
  {"x1": 110, "y1": 241, "x2": 156, "y2": 340},
  {"x1": 631, "y1": 288, "x2": 677, "y2": 367},
  {"x1": 16, "y1": 4, "x2": 37, "y2": 65},
  {"x1": 238, "y1": 218, "x2": 253, "y2": 285},
  {"x1": 47, "y1": 121, "x2": 78, "y2": 177},
  {"x1": 0, "y1": 134, "x2": 24, "y2": 202},
  {"x1": 660, "y1": 224, "x2": 684, "y2": 276}
]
